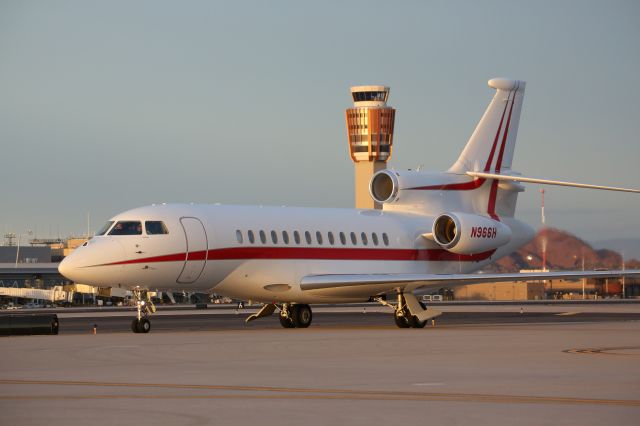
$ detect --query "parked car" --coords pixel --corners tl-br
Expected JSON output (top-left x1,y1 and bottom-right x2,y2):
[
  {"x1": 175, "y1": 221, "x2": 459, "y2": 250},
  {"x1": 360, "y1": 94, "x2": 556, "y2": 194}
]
[{"x1": 24, "y1": 303, "x2": 43, "y2": 309}]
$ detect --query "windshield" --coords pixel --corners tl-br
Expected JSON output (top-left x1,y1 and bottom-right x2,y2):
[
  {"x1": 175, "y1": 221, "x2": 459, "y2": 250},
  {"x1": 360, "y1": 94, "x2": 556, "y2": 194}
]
[
  {"x1": 95, "y1": 221, "x2": 114, "y2": 236},
  {"x1": 145, "y1": 221, "x2": 169, "y2": 235},
  {"x1": 109, "y1": 221, "x2": 142, "y2": 235}
]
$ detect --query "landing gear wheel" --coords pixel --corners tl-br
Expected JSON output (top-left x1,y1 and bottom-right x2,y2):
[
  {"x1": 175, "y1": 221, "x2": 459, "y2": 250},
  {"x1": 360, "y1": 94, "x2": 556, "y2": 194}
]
[
  {"x1": 408, "y1": 316, "x2": 427, "y2": 328},
  {"x1": 292, "y1": 304, "x2": 312, "y2": 328},
  {"x1": 394, "y1": 312, "x2": 411, "y2": 328},
  {"x1": 131, "y1": 288, "x2": 155, "y2": 333},
  {"x1": 131, "y1": 318, "x2": 151, "y2": 333},
  {"x1": 279, "y1": 314, "x2": 295, "y2": 328}
]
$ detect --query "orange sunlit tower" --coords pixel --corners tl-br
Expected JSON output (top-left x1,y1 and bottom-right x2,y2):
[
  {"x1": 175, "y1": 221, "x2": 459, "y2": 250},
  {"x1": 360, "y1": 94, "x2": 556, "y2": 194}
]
[{"x1": 345, "y1": 85, "x2": 395, "y2": 209}]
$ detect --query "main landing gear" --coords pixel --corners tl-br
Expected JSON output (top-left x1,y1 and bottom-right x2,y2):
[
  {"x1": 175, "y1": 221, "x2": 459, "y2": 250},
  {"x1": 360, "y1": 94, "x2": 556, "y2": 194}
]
[
  {"x1": 245, "y1": 303, "x2": 313, "y2": 328},
  {"x1": 376, "y1": 293, "x2": 441, "y2": 329},
  {"x1": 278, "y1": 303, "x2": 312, "y2": 328},
  {"x1": 131, "y1": 288, "x2": 156, "y2": 333}
]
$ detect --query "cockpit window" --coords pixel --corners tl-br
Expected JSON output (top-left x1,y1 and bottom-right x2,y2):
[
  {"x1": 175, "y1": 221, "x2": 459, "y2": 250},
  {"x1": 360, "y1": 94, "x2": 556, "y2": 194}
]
[
  {"x1": 109, "y1": 221, "x2": 142, "y2": 235},
  {"x1": 96, "y1": 221, "x2": 114, "y2": 236},
  {"x1": 146, "y1": 221, "x2": 169, "y2": 235}
]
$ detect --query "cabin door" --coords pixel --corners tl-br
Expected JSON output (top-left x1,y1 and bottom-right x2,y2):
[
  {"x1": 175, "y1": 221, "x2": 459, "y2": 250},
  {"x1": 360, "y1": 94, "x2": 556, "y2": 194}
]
[{"x1": 176, "y1": 217, "x2": 208, "y2": 284}]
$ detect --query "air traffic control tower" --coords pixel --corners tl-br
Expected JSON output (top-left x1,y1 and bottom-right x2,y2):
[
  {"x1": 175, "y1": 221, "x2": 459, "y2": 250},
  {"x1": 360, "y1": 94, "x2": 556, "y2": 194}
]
[{"x1": 345, "y1": 86, "x2": 395, "y2": 209}]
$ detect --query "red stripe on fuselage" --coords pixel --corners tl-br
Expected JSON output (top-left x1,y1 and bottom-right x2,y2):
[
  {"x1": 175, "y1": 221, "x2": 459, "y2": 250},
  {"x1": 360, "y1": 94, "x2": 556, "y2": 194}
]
[{"x1": 96, "y1": 246, "x2": 495, "y2": 267}]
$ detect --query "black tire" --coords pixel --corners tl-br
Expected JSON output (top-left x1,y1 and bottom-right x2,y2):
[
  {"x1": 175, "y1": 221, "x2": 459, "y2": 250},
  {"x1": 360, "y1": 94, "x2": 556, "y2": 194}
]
[
  {"x1": 279, "y1": 313, "x2": 295, "y2": 328},
  {"x1": 132, "y1": 318, "x2": 151, "y2": 333},
  {"x1": 394, "y1": 313, "x2": 410, "y2": 328},
  {"x1": 292, "y1": 304, "x2": 312, "y2": 328},
  {"x1": 409, "y1": 316, "x2": 427, "y2": 328},
  {"x1": 139, "y1": 318, "x2": 151, "y2": 333}
]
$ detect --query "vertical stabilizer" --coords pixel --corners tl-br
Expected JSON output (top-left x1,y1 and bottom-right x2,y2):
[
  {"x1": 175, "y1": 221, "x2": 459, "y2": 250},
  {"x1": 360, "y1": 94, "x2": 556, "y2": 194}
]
[{"x1": 449, "y1": 78, "x2": 526, "y2": 174}]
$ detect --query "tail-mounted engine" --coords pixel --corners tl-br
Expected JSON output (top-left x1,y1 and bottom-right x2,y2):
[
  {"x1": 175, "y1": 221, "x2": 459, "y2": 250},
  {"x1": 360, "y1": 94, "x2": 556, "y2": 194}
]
[{"x1": 432, "y1": 212, "x2": 512, "y2": 255}]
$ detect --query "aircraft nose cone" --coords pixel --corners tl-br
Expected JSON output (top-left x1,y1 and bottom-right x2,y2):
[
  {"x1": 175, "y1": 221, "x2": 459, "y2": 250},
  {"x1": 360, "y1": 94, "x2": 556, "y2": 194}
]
[{"x1": 58, "y1": 253, "x2": 79, "y2": 281}]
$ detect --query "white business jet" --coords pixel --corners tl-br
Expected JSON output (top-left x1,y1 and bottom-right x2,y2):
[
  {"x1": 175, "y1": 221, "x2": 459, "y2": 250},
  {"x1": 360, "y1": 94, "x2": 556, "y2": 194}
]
[{"x1": 58, "y1": 78, "x2": 640, "y2": 333}]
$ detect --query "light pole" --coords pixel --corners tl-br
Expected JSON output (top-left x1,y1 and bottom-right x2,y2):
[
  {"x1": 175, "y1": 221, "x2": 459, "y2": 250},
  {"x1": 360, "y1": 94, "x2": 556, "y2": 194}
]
[
  {"x1": 540, "y1": 188, "x2": 547, "y2": 272},
  {"x1": 622, "y1": 254, "x2": 625, "y2": 299},
  {"x1": 581, "y1": 253, "x2": 586, "y2": 300}
]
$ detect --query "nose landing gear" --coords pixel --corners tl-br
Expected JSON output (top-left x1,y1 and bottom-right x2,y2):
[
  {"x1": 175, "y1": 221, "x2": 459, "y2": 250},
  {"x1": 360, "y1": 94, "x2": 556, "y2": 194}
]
[{"x1": 131, "y1": 288, "x2": 156, "y2": 333}]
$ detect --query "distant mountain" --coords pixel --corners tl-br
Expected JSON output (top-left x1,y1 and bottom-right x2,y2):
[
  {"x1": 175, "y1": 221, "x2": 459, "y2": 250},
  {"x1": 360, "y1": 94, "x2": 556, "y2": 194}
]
[
  {"x1": 591, "y1": 238, "x2": 640, "y2": 261},
  {"x1": 483, "y1": 228, "x2": 640, "y2": 273}
]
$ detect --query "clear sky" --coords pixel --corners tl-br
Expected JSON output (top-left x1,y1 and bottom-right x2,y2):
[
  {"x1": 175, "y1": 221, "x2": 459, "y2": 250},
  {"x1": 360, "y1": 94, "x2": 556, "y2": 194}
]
[{"x1": 1, "y1": 0, "x2": 638, "y2": 242}]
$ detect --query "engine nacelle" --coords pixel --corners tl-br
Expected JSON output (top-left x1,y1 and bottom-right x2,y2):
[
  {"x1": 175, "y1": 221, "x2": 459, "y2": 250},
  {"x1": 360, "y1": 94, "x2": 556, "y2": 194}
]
[{"x1": 432, "y1": 212, "x2": 512, "y2": 255}]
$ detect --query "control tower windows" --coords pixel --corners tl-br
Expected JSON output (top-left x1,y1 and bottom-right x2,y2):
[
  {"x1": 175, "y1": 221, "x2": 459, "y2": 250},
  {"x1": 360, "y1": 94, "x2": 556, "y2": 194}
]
[
  {"x1": 96, "y1": 221, "x2": 114, "y2": 236},
  {"x1": 146, "y1": 221, "x2": 169, "y2": 235},
  {"x1": 109, "y1": 221, "x2": 142, "y2": 236},
  {"x1": 352, "y1": 91, "x2": 387, "y2": 102}
]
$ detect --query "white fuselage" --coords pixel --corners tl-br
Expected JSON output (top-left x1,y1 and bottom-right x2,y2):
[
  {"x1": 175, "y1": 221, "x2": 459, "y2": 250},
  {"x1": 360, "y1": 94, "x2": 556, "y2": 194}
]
[{"x1": 59, "y1": 203, "x2": 535, "y2": 303}]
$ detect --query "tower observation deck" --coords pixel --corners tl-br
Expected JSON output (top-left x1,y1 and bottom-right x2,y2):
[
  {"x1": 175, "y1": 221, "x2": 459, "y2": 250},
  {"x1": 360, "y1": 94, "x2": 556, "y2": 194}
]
[{"x1": 345, "y1": 85, "x2": 395, "y2": 209}]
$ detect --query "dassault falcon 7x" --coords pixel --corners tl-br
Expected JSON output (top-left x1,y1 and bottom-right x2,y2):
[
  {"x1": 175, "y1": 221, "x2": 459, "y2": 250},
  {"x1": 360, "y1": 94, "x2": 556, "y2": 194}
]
[{"x1": 59, "y1": 78, "x2": 640, "y2": 333}]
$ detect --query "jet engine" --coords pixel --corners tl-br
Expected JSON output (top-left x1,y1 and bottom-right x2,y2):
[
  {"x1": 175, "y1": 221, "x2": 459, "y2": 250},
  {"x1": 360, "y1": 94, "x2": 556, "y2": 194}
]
[{"x1": 432, "y1": 212, "x2": 512, "y2": 255}]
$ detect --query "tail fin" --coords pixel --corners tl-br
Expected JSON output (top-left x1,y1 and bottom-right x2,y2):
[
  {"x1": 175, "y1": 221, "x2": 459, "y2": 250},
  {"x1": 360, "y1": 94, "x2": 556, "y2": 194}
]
[{"x1": 449, "y1": 78, "x2": 526, "y2": 174}]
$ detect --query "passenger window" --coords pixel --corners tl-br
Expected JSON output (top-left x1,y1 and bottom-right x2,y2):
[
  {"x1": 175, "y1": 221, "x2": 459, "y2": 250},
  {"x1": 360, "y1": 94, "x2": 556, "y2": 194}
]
[
  {"x1": 316, "y1": 231, "x2": 323, "y2": 245},
  {"x1": 382, "y1": 233, "x2": 389, "y2": 246},
  {"x1": 282, "y1": 231, "x2": 290, "y2": 244},
  {"x1": 109, "y1": 221, "x2": 142, "y2": 236},
  {"x1": 248, "y1": 230, "x2": 255, "y2": 244},
  {"x1": 328, "y1": 232, "x2": 335, "y2": 245},
  {"x1": 271, "y1": 230, "x2": 278, "y2": 244},
  {"x1": 339, "y1": 232, "x2": 347, "y2": 245},
  {"x1": 372, "y1": 233, "x2": 379, "y2": 246},
  {"x1": 146, "y1": 221, "x2": 169, "y2": 235},
  {"x1": 96, "y1": 221, "x2": 114, "y2": 236},
  {"x1": 236, "y1": 230, "x2": 243, "y2": 244},
  {"x1": 259, "y1": 230, "x2": 267, "y2": 244},
  {"x1": 350, "y1": 232, "x2": 357, "y2": 245},
  {"x1": 304, "y1": 231, "x2": 312, "y2": 245},
  {"x1": 294, "y1": 231, "x2": 301, "y2": 245},
  {"x1": 361, "y1": 232, "x2": 368, "y2": 246}
]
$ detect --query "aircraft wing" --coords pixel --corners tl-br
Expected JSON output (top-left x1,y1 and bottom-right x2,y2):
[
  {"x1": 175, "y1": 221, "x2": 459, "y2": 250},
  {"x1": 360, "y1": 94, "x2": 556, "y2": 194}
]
[{"x1": 300, "y1": 269, "x2": 640, "y2": 291}]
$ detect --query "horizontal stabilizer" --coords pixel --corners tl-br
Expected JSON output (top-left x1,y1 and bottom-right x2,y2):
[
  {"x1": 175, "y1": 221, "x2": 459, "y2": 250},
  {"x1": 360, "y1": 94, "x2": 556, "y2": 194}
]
[
  {"x1": 466, "y1": 171, "x2": 640, "y2": 193},
  {"x1": 300, "y1": 269, "x2": 640, "y2": 291}
]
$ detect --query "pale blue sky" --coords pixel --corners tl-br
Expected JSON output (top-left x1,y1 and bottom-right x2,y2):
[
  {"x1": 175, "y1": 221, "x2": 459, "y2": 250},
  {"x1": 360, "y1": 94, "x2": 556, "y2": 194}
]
[{"x1": 1, "y1": 0, "x2": 638, "y2": 242}]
